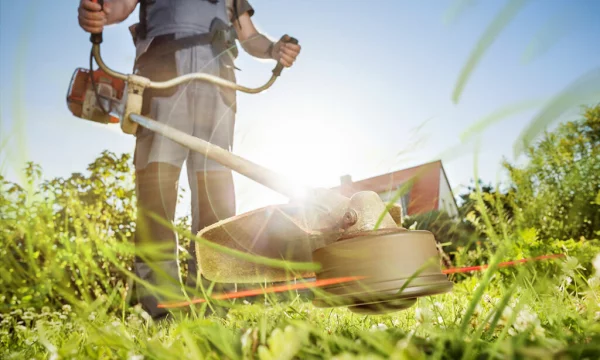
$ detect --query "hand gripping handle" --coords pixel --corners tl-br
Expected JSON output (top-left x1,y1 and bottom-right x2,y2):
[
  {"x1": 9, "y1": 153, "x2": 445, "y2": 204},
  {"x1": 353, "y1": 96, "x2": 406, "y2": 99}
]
[
  {"x1": 90, "y1": 0, "x2": 105, "y2": 44},
  {"x1": 272, "y1": 36, "x2": 299, "y2": 77}
]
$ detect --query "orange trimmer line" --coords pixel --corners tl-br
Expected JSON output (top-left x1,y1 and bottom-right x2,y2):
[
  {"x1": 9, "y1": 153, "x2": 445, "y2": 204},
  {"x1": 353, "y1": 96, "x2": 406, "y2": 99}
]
[
  {"x1": 441, "y1": 253, "x2": 565, "y2": 274},
  {"x1": 158, "y1": 276, "x2": 367, "y2": 309},
  {"x1": 157, "y1": 254, "x2": 565, "y2": 309}
]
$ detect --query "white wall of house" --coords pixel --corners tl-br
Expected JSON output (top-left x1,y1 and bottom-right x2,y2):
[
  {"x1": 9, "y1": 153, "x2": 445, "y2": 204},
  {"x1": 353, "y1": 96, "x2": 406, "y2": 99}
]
[{"x1": 438, "y1": 169, "x2": 459, "y2": 218}]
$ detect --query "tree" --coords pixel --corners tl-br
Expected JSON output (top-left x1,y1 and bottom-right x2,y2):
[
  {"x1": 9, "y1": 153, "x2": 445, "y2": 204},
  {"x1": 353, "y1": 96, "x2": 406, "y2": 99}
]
[
  {"x1": 503, "y1": 104, "x2": 600, "y2": 241},
  {"x1": 455, "y1": 179, "x2": 518, "y2": 245}
]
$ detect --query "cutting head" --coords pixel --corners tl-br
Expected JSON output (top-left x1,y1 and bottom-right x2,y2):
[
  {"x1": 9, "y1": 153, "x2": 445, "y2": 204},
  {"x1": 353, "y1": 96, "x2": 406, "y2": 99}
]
[{"x1": 196, "y1": 188, "x2": 453, "y2": 314}]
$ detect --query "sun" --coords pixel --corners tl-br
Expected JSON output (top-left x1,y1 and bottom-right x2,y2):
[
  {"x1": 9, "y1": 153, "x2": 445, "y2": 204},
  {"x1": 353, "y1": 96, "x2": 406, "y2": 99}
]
[{"x1": 231, "y1": 112, "x2": 362, "y2": 212}]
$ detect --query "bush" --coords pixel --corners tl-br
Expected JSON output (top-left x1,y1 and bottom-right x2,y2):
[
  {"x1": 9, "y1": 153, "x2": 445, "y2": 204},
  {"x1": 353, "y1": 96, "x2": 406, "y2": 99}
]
[
  {"x1": 503, "y1": 104, "x2": 600, "y2": 242},
  {"x1": 0, "y1": 152, "x2": 137, "y2": 313},
  {"x1": 0, "y1": 151, "x2": 191, "y2": 313},
  {"x1": 447, "y1": 105, "x2": 600, "y2": 275},
  {"x1": 402, "y1": 210, "x2": 479, "y2": 264}
]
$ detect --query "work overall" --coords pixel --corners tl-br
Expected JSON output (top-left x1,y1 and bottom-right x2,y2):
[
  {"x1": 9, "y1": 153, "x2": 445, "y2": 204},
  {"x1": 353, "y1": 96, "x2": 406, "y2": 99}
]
[{"x1": 132, "y1": 0, "x2": 249, "y2": 320}]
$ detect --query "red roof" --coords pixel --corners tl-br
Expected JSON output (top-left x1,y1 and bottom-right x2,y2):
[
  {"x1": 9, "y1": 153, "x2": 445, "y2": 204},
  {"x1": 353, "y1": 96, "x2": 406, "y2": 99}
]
[
  {"x1": 332, "y1": 160, "x2": 442, "y2": 195},
  {"x1": 332, "y1": 160, "x2": 446, "y2": 215}
]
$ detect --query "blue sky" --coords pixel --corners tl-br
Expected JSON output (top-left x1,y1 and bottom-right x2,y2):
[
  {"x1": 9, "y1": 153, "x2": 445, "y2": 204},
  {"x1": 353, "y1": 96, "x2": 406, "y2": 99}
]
[{"x1": 1, "y1": 0, "x2": 599, "y2": 215}]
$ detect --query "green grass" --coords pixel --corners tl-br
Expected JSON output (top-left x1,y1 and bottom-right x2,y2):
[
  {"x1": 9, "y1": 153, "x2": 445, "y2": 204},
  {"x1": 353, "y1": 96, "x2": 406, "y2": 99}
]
[
  {"x1": 1, "y1": 267, "x2": 599, "y2": 359},
  {"x1": 2, "y1": 164, "x2": 599, "y2": 359},
  {"x1": 1, "y1": 176, "x2": 599, "y2": 359}
]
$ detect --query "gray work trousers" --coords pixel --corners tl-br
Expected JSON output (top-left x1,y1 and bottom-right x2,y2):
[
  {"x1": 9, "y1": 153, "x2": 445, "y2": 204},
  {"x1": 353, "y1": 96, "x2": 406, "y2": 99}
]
[
  {"x1": 134, "y1": 34, "x2": 236, "y2": 172},
  {"x1": 132, "y1": 34, "x2": 237, "y2": 319}
]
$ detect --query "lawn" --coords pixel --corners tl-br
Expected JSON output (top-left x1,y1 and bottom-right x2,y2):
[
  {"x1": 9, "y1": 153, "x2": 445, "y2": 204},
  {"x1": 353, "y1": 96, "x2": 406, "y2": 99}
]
[{"x1": 1, "y1": 259, "x2": 599, "y2": 359}]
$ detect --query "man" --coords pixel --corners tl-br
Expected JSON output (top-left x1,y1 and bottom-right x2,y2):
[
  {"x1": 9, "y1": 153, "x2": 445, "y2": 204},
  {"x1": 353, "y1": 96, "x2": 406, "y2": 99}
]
[{"x1": 78, "y1": 0, "x2": 301, "y2": 320}]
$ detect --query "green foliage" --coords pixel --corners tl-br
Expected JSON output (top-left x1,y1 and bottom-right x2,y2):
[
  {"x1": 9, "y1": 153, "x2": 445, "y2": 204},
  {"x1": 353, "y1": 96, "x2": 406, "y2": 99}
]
[
  {"x1": 457, "y1": 179, "x2": 516, "y2": 238},
  {"x1": 0, "y1": 150, "x2": 201, "y2": 315},
  {"x1": 0, "y1": 151, "x2": 137, "y2": 313},
  {"x1": 401, "y1": 210, "x2": 478, "y2": 263},
  {"x1": 401, "y1": 181, "x2": 518, "y2": 267},
  {"x1": 503, "y1": 104, "x2": 600, "y2": 242},
  {"x1": 445, "y1": 106, "x2": 600, "y2": 278},
  {"x1": 42, "y1": 150, "x2": 137, "y2": 241}
]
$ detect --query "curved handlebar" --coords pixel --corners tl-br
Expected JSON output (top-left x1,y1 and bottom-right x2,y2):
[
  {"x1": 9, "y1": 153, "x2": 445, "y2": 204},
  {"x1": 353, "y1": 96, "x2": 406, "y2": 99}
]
[{"x1": 91, "y1": 38, "x2": 298, "y2": 93}]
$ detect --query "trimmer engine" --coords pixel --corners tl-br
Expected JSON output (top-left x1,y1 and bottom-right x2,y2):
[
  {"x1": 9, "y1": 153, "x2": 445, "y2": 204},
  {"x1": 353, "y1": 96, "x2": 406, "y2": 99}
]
[{"x1": 66, "y1": 68, "x2": 125, "y2": 125}]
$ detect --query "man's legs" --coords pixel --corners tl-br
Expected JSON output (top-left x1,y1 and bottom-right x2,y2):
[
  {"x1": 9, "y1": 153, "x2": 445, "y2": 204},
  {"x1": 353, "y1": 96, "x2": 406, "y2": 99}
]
[
  {"x1": 132, "y1": 40, "x2": 237, "y2": 316},
  {"x1": 133, "y1": 40, "x2": 192, "y2": 320},
  {"x1": 186, "y1": 168, "x2": 236, "y2": 291},
  {"x1": 185, "y1": 42, "x2": 238, "y2": 294},
  {"x1": 134, "y1": 161, "x2": 183, "y2": 320},
  {"x1": 184, "y1": 104, "x2": 238, "y2": 315}
]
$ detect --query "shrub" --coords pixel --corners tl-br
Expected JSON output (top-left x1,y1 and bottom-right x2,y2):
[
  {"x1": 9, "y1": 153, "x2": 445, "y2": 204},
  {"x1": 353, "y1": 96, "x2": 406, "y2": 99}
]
[
  {"x1": 0, "y1": 151, "x2": 191, "y2": 313},
  {"x1": 402, "y1": 210, "x2": 479, "y2": 264},
  {"x1": 503, "y1": 104, "x2": 600, "y2": 242},
  {"x1": 0, "y1": 153, "x2": 137, "y2": 312}
]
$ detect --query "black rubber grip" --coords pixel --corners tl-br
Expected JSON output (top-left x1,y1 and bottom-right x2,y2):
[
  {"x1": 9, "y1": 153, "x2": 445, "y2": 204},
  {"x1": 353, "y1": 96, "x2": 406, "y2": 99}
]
[
  {"x1": 90, "y1": 0, "x2": 105, "y2": 44},
  {"x1": 272, "y1": 36, "x2": 299, "y2": 77}
]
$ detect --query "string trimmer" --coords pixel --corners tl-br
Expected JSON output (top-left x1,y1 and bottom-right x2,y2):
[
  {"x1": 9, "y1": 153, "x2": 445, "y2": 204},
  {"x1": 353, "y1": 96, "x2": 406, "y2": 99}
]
[{"x1": 66, "y1": 2, "x2": 453, "y2": 315}]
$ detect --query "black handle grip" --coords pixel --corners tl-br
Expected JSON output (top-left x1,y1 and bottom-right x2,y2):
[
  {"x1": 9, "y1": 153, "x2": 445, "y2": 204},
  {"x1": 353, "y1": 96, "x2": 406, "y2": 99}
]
[
  {"x1": 90, "y1": 0, "x2": 105, "y2": 44},
  {"x1": 272, "y1": 36, "x2": 299, "y2": 77}
]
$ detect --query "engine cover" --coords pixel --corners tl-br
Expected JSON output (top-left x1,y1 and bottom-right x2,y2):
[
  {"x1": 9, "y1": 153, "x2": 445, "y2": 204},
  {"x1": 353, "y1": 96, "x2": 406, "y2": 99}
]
[{"x1": 66, "y1": 68, "x2": 125, "y2": 124}]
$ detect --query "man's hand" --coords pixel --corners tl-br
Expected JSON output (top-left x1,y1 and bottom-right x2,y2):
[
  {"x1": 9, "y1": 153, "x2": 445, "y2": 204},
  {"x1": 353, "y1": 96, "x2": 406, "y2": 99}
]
[
  {"x1": 78, "y1": 0, "x2": 111, "y2": 33},
  {"x1": 78, "y1": 0, "x2": 137, "y2": 33},
  {"x1": 271, "y1": 35, "x2": 301, "y2": 68},
  {"x1": 233, "y1": 12, "x2": 301, "y2": 67}
]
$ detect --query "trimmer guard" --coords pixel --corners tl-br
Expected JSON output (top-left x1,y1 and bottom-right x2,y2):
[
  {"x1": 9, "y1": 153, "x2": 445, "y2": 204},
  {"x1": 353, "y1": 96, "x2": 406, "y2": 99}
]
[{"x1": 196, "y1": 203, "x2": 339, "y2": 283}]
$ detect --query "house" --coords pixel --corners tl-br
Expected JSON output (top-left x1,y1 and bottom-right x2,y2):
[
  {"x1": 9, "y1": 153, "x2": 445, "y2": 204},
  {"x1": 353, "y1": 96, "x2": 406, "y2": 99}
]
[{"x1": 332, "y1": 160, "x2": 459, "y2": 219}]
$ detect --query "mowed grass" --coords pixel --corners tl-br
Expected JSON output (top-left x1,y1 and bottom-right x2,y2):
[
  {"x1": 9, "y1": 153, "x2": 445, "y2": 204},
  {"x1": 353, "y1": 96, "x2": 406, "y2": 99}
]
[
  {"x1": 1, "y1": 228, "x2": 599, "y2": 360},
  {"x1": 1, "y1": 164, "x2": 599, "y2": 360}
]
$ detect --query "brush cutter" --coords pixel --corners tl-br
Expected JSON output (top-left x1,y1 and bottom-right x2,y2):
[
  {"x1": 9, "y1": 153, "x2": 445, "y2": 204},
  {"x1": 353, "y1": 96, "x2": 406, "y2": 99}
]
[{"x1": 66, "y1": 14, "x2": 453, "y2": 315}]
